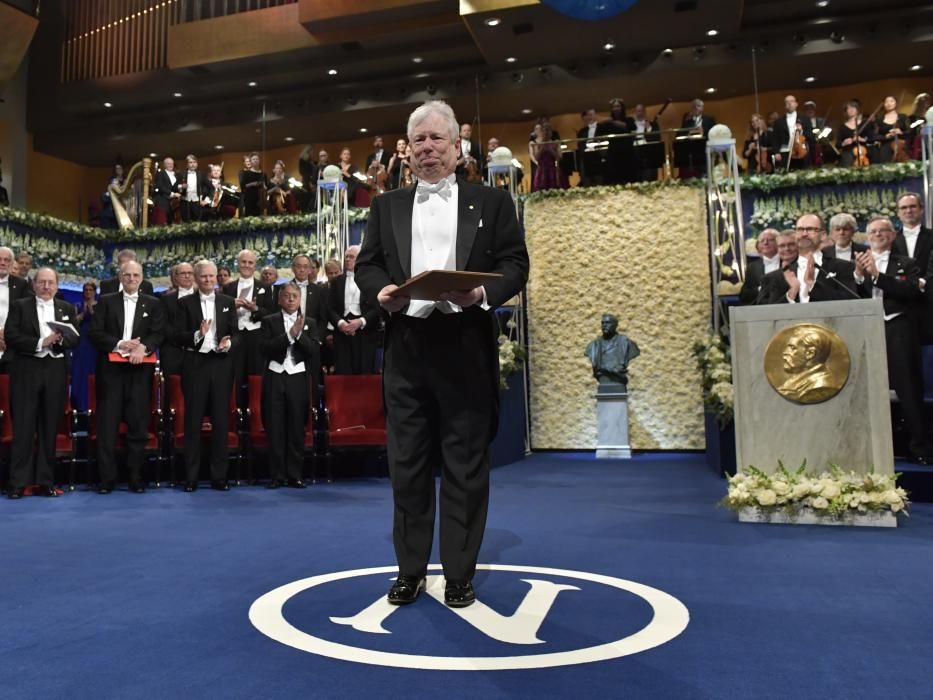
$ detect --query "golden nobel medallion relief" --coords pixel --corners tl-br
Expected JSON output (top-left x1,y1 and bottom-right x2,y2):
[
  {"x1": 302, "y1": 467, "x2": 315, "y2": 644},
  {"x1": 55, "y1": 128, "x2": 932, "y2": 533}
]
[{"x1": 764, "y1": 323, "x2": 850, "y2": 405}]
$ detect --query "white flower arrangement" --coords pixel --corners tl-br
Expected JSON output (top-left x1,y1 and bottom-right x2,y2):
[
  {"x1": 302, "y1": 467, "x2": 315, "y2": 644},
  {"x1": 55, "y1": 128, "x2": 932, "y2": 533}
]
[
  {"x1": 723, "y1": 462, "x2": 909, "y2": 519},
  {"x1": 497, "y1": 333, "x2": 526, "y2": 391},
  {"x1": 693, "y1": 329, "x2": 733, "y2": 426}
]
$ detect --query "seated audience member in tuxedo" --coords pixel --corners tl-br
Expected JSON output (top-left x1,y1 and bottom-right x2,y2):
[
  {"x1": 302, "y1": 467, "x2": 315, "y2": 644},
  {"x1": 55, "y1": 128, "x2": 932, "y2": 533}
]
[
  {"x1": 89, "y1": 261, "x2": 165, "y2": 493},
  {"x1": 0, "y1": 246, "x2": 34, "y2": 375},
  {"x1": 822, "y1": 213, "x2": 868, "y2": 262},
  {"x1": 327, "y1": 245, "x2": 380, "y2": 375},
  {"x1": 260, "y1": 283, "x2": 319, "y2": 489},
  {"x1": 158, "y1": 263, "x2": 196, "y2": 377},
  {"x1": 753, "y1": 230, "x2": 798, "y2": 304},
  {"x1": 224, "y1": 249, "x2": 274, "y2": 406},
  {"x1": 757, "y1": 214, "x2": 857, "y2": 304},
  {"x1": 173, "y1": 260, "x2": 239, "y2": 492},
  {"x1": 740, "y1": 229, "x2": 781, "y2": 305},
  {"x1": 99, "y1": 249, "x2": 155, "y2": 295},
  {"x1": 5, "y1": 268, "x2": 79, "y2": 498},
  {"x1": 854, "y1": 217, "x2": 931, "y2": 464}
]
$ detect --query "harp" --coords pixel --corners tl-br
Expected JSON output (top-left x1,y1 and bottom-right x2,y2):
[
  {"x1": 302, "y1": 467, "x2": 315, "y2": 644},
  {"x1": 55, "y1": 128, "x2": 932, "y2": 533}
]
[{"x1": 107, "y1": 157, "x2": 152, "y2": 230}]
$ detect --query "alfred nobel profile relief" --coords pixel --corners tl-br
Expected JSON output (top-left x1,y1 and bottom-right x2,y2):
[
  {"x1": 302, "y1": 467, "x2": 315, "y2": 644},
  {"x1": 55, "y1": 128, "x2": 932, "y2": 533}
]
[{"x1": 764, "y1": 323, "x2": 850, "y2": 405}]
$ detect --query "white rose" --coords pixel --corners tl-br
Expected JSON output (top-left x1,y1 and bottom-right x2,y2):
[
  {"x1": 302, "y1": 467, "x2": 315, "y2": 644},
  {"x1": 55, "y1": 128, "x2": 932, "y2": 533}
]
[
  {"x1": 882, "y1": 490, "x2": 901, "y2": 506},
  {"x1": 756, "y1": 489, "x2": 777, "y2": 506},
  {"x1": 811, "y1": 496, "x2": 829, "y2": 510},
  {"x1": 821, "y1": 483, "x2": 841, "y2": 499},
  {"x1": 791, "y1": 483, "x2": 810, "y2": 500},
  {"x1": 772, "y1": 481, "x2": 790, "y2": 496}
]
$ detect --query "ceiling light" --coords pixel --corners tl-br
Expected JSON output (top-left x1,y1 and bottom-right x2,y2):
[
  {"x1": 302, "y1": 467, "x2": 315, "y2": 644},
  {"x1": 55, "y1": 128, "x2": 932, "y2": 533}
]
[
  {"x1": 910, "y1": 64, "x2": 922, "y2": 71},
  {"x1": 103, "y1": 102, "x2": 112, "y2": 108},
  {"x1": 412, "y1": 56, "x2": 423, "y2": 64},
  {"x1": 214, "y1": 145, "x2": 223, "y2": 150},
  {"x1": 707, "y1": 29, "x2": 719, "y2": 37},
  {"x1": 603, "y1": 42, "x2": 615, "y2": 51},
  {"x1": 248, "y1": 81, "x2": 257, "y2": 87},
  {"x1": 328, "y1": 68, "x2": 338, "y2": 76},
  {"x1": 705, "y1": 87, "x2": 717, "y2": 94},
  {"x1": 805, "y1": 76, "x2": 816, "y2": 83},
  {"x1": 816, "y1": 0, "x2": 829, "y2": 7},
  {"x1": 149, "y1": 152, "x2": 157, "y2": 158},
  {"x1": 506, "y1": 56, "x2": 517, "y2": 63},
  {"x1": 173, "y1": 92, "x2": 182, "y2": 98},
  {"x1": 414, "y1": 72, "x2": 430, "y2": 79},
  {"x1": 359, "y1": 128, "x2": 368, "y2": 133},
  {"x1": 484, "y1": 17, "x2": 500, "y2": 27},
  {"x1": 284, "y1": 136, "x2": 295, "y2": 142},
  {"x1": 521, "y1": 108, "x2": 533, "y2": 114}
]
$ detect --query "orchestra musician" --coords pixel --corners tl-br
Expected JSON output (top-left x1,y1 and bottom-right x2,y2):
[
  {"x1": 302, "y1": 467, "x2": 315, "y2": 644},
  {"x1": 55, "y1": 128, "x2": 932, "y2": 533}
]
[
  {"x1": 837, "y1": 100, "x2": 875, "y2": 168},
  {"x1": 386, "y1": 138, "x2": 410, "y2": 190},
  {"x1": 874, "y1": 95, "x2": 910, "y2": 164},
  {"x1": 679, "y1": 99, "x2": 716, "y2": 178},
  {"x1": 455, "y1": 122, "x2": 482, "y2": 178},
  {"x1": 203, "y1": 164, "x2": 233, "y2": 221},
  {"x1": 908, "y1": 93, "x2": 931, "y2": 160},
  {"x1": 179, "y1": 154, "x2": 211, "y2": 222},
  {"x1": 338, "y1": 147, "x2": 362, "y2": 206},
  {"x1": 240, "y1": 152, "x2": 264, "y2": 217},
  {"x1": 266, "y1": 160, "x2": 293, "y2": 215},
  {"x1": 152, "y1": 157, "x2": 181, "y2": 226},
  {"x1": 600, "y1": 98, "x2": 636, "y2": 184},
  {"x1": 743, "y1": 113, "x2": 772, "y2": 173},
  {"x1": 771, "y1": 95, "x2": 813, "y2": 170},
  {"x1": 365, "y1": 135, "x2": 392, "y2": 171},
  {"x1": 632, "y1": 103, "x2": 662, "y2": 182},
  {"x1": 576, "y1": 108, "x2": 603, "y2": 187}
]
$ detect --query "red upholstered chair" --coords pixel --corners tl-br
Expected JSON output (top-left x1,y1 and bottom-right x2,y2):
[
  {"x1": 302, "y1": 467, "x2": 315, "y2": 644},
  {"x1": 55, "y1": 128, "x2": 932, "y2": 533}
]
[
  {"x1": 87, "y1": 372, "x2": 167, "y2": 488},
  {"x1": 166, "y1": 374, "x2": 244, "y2": 485},
  {"x1": 323, "y1": 374, "x2": 386, "y2": 481}
]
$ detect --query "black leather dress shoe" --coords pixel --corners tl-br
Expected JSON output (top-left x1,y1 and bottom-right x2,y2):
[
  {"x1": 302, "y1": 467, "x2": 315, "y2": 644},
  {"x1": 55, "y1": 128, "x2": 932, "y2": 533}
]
[
  {"x1": 266, "y1": 479, "x2": 282, "y2": 489},
  {"x1": 210, "y1": 480, "x2": 230, "y2": 491},
  {"x1": 387, "y1": 575, "x2": 426, "y2": 605},
  {"x1": 8, "y1": 488, "x2": 24, "y2": 500},
  {"x1": 98, "y1": 484, "x2": 114, "y2": 495},
  {"x1": 42, "y1": 486, "x2": 59, "y2": 498},
  {"x1": 287, "y1": 479, "x2": 306, "y2": 489},
  {"x1": 128, "y1": 482, "x2": 146, "y2": 494},
  {"x1": 444, "y1": 580, "x2": 476, "y2": 608},
  {"x1": 183, "y1": 482, "x2": 198, "y2": 493}
]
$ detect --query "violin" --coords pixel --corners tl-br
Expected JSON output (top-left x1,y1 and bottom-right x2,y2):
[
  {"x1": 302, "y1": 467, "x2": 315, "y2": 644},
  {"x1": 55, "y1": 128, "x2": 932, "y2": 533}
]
[
  {"x1": 791, "y1": 125, "x2": 809, "y2": 160},
  {"x1": 850, "y1": 102, "x2": 882, "y2": 168},
  {"x1": 366, "y1": 161, "x2": 387, "y2": 194},
  {"x1": 463, "y1": 155, "x2": 483, "y2": 184},
  {"x1": 890, "y1": 132, "x2": 910, "y2": 163}
]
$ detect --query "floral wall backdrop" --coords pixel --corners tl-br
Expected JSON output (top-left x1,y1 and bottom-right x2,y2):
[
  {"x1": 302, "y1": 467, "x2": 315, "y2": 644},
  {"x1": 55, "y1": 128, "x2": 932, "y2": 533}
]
[{"x1": 524, "y1": 185, "x2": 710, "y2": 450}]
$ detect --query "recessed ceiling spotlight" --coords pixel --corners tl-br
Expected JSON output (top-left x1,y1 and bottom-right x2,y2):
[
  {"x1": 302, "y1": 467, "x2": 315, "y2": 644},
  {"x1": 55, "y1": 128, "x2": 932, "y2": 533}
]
[
  {"x1": 248, "y1": 81, "x2": 257, "y2": 87},
  {"x1": 805, "y1": 75, "x2": 816, "y2": 83},
  {"x1": 173, "y1": 92, "x2": 182, "y2": 98},
  {"x1": 816, "y1": 0, "x2": 829, "y2": 7},
  {"x1": 412, "y1": 56, "x2": 423, "y2": 63},
  {"x1": 284, "y1": 136, "x2": 295, "y2": 142},
  {"x1": 414, "y1": 72, "x2": 430, "y2": 79},
  {"x1": 603, "y1": 42, "x2": 615, "y2": 51},
  {"x1": 910, "y1": 64, "x2": 922, "y2": 71},
  {"x1": 214, "y1": 145, "x2": 223, "y2": 150},
  {"x1": 328, "y1": 68, "x2": 338, "y2": 76},
  {"x1": 149, "y1": 152, "x2": 157, "y2": 158},
  {"x1": 521, "y1": 108, "x2": 533, "y2": 114},
  {"x1": 103, "y1": 102, "x2": 112, "y2": 108},
  {"x1": 506, "y1": 56, "x2": 517, "y2": 63},
  {"x1": 484, "y1": 17, "x2": 500, "y2": 27},
  {"x1": 359, "y1": 127, "x2": 368, "y2": 133},
  {"x1": 705, "y1": 87, "x2": 717, "y2": 94},
  {"x1": 707, "y1": 29, "x2": 719, "y2": 37}
]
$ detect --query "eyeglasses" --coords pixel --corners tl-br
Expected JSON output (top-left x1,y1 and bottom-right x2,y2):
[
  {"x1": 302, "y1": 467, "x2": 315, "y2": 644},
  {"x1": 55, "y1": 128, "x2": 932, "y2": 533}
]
[
  {"x1": 794, "y1": 226, "x2": 822, "y2": 234},
  {"x1": 897, "y1": 204, "x2": 919, "y2": 210}
]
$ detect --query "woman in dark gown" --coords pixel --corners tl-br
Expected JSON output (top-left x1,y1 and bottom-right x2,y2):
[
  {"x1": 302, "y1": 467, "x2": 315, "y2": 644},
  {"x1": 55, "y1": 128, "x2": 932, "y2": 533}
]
[
  {"x1": 239, "y1": 152, "x2": 265, "y2": 217},
  {"x1": 530, "y1": 123, "x2": 569, "y2": 192},
  {"x1": 837, "y1": 100, "x2": 875, "y2": 167},
  {"x1": 874, "y1": 95, "x2": 910, "y2": 163},
  {"x1": 71, "y1": 282, "x2": 98, "y2": 411}
]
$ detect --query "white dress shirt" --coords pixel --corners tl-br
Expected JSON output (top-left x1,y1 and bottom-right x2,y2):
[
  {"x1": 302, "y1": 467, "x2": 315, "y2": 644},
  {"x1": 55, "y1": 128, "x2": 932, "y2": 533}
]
[
  {"x1": 789, "y1": 251, "x2": 824, "y2": 303},
  {"x1": 855, "y1": 251, "x2": 902, "y2": 322},
  {"x1": 634, "y1": 119, "x2": 650, "y2": 145},
  {"x1": 902, "y1": 225, "x2": 920, "y2": 259},
  {"x1": 177, "y1": 286, "x2": 196, "y2": 299},
  {"x1": 267, "y1": 311, "x2": 306, "y2": 375},
  {"x1": 166, "y1": 170, "x2": 177, "y2": 187},
  {"x1": 587, "y1": 123, "x2": 597, "y2": 139},
  {"x1": 783, "y1": 112, "x2": 797, "y2": 152},
  {"x1": 196, "y1": 293, "x2": 217, "y2": 352},
  {"x1": 35, "y1": 298, "x2": 63, "y2": 358},
  {"x1": 236, "y1": 277, "x2": 260, "y2": 331},
  {"x1": 186, "y1": 171, "x2": 199, "y2": 202},
  {"x1": 407, "y1": 174, "x2": 459, "y2": 318},
  {"x1": 762, "y1": 255, "x2": 780, "y2": 274},
  {"x1": 461, "y1": 139, "x2": 472, "y2": 158},
  {"x1": 339, "y1": 272, "x2": 364, "y2": 329},
  {"x1": 118, "y1": 293, "x2": 138, "y2": 350},
  {"x1": 833, "y1": 245, "x2": 854, "y2": 262}
]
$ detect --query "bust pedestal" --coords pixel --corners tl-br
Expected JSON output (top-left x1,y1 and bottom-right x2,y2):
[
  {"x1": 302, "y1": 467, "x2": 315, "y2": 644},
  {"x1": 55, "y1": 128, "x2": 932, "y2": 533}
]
[{"x1": 595, "y1": 383, "x2": 631, "y2": 459}]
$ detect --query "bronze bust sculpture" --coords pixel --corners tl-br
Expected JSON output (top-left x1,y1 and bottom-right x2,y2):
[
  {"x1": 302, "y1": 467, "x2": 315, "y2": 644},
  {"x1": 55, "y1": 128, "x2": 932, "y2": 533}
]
[{"x1": 585, "y1": 314, "x2": 640, "y2": 387}]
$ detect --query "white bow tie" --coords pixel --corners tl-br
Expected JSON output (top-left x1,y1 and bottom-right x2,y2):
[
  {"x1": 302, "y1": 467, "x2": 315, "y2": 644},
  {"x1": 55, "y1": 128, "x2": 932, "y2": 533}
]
[
  {"x1": 0, "y1": 277, "x2": 8, "y2": 287},
  {"x1": 872, "y1": 252, "x2": 890, "y2": 264},
  {"x1": 200, "y1": 294, "x2": 215, "y2": 303},
  {"x1": 296, "y1": 281, "x2": 308, "y2": 288},
  {"x1": 416, "y1": 178, "x2": 452, "y2": 202},
  {"x1": 124, "y1": 293, "x2": 138, "y2": 303},
  {"x1": 178, "y1": 288, "x2": 195, "y2": 297},
  {"x1": 37, "y1": 299, "x2": 54, "y2": 309}
]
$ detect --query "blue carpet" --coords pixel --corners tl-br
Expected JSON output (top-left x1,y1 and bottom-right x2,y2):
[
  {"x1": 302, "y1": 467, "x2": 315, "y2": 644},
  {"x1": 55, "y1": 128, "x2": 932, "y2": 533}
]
[{"x1": 2, "y1": 453, "x2": 932, "y2": 699}]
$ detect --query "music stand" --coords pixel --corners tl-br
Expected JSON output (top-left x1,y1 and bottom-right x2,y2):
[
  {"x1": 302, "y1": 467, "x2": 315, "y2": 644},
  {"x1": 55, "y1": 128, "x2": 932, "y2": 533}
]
[{"x1": 673, "y1": 134, "x2": 707, "y2": 177}]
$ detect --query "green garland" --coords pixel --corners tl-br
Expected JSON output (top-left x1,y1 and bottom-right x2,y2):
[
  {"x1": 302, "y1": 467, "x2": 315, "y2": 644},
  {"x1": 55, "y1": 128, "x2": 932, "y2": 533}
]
[{"x1": 0, "y1": 206, "x2": 370, "y2": 243}]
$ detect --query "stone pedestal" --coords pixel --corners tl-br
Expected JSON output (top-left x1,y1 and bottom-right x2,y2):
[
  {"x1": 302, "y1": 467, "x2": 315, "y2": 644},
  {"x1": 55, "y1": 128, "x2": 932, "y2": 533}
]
[{"x1": 595, "y1": 384, "x2": 631, "y2": 459}]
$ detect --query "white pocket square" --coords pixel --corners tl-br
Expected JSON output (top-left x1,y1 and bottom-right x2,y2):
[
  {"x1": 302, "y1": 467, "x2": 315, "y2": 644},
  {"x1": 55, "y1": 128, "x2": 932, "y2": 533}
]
[
  {"x1": 223, "y1": 307, "x2": 230, "y2": 313},
  {"x1": 143, "y1": 312, "x2": 149, "y2": 318},
  {"x1": 62, "y1": 315, "x2": 70, "y2": 320},
  {"x1": 258, "y1": 288, "x2": 265, "y2": 294},
  {"x1": 478, "y1": 218, "x2": 484, "y2": 228}
]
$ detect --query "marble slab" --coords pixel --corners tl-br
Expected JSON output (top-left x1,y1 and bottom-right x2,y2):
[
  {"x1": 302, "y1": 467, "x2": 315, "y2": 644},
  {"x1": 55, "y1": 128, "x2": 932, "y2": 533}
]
[
  {"x1": 595, "y1": 389, "x2": 631, "y2": 459},
  {"x1": 730, "y1": 299, "x2": 893, "y2": 476}
]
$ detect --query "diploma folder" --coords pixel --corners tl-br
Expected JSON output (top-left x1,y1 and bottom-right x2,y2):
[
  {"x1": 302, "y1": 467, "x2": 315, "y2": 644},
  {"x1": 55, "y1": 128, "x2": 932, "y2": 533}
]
[
  {"x1": 388, "y1": 270, "x2": 502, "y2": 301},
  {"x1": 108, "y1": 352, "x2": 157, "y2": 364},
  {"x1": 45, "y1": 320, "x2": 80, "y2": 344}
]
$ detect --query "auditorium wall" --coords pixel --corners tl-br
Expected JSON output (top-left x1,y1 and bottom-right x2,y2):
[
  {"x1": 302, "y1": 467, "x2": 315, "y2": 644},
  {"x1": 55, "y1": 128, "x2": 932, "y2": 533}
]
[{"x1": 523, "y1": 186, "x2": 710, "y2": 450}]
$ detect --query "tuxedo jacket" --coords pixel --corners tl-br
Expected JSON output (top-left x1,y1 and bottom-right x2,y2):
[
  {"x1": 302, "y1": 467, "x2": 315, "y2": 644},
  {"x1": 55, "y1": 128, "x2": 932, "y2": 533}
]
[
  {"x1": 222, "y1": 278, "x2": 275, "y2": 325},
  {"x1": 99, "y1": 277, "x2": 155, "y2": 296},
  {"x1": 5, "y1": 296, "x2": 80, "y2": 358},
  {"x1": 177, "y1": 169, "x2": 212, "y2": 201},
  {"x1": 259, "y1": 311, "x2": 320, "y2": 367},
  {"x1": 173, "y1": 292, "x2": 240, "y2": 352},
  {"x1": 756, "y1": 256, "x2": 857, "y2": 304},
  {"x1": 152, "y1": 169, "x2": 180, "y2": 209},
  {"x1": 366, "y1": 150, "x2": 392, "y2": 170},
  {"x1": 855, "y1": 253, "x2": 922, "y2": 317},
  {"x1": 739, "y1": 258, "x2": 769, "y2": 305},
  {"x1": 820, "y1": 242, "x2": 868, "y2": 260},
  {"x1": 893, "y1": 227, "x2": 932, "y2": 273},
  {"x1": 681, "y1": 114, "x2": 716, "y2": 138},
  {"x1": 273, "y1": 281, "x2": 326, "y2": 334},
  {"x1": 770, "y1": 115, "x2": 816, "y2": 155},
  {"x1": 326, "y1": 274, "x2": 380, "y2": 332},
  {"x1": 88, "y1": 291, "x2": 165, "y2": 356},
  {"x1": 459, "y1": 140, "x2": 483, "y2": 165},
  {"x1": 355, "y1": 178, "x2": 530, "y2": 315}
]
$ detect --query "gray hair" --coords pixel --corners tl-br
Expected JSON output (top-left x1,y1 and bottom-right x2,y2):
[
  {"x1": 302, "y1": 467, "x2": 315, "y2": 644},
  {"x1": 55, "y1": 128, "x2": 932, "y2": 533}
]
[
  {"x1": 828, "y1": 213, "x2": 857, "y2": 231},
  {"x1": 407, "y1": 100, "x2": 459, "y2": 142},
  {"x1": 193, "y1": 259, "x2": 217, "y2": 276},
  {"x1": 115, "y1": 249, "x2": 138, "y2": 264},
  {"x1": 0, "y1": 246, "x2": 13, "y2": 259}
]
